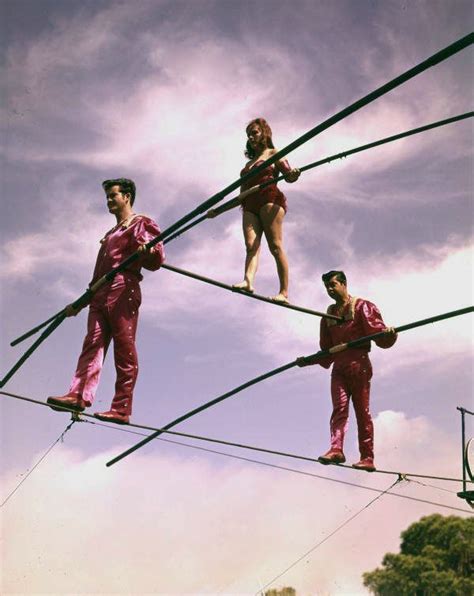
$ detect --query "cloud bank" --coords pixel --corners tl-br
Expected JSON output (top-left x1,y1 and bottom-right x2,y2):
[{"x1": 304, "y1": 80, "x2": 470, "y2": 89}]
[{"x1": 1, "y1": 410, "x2": 468, "y2": 594}]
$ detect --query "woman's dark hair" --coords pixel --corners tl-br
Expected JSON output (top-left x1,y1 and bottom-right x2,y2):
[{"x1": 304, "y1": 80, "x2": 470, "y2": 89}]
[
  {"x1": 102, "y1": 178, "x2": 136, "y2": 206},
  {"x1": 245, "y1": 117, "x2": 275, "y2": 159},
  {"x1": 322, "y1": 270, "x2": 347, "y2": 285}
]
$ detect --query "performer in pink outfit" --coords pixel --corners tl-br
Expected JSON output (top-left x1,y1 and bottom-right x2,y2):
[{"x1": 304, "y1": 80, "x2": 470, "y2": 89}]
[
  {"x1": 209, "y1": 118, "x2": 299, "y2": 303},
  {"x1": 298, "y1": 270, "x2": 397, "y2": 471},
  {"x1": 47, "y1": 178, "x2": 164, "y2": 424}
]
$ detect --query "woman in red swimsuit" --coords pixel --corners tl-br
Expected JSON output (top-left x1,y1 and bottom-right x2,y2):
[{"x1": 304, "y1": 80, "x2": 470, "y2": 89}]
[{"x1": 232, "y1": 118, "x2": 300, "y2": 303}]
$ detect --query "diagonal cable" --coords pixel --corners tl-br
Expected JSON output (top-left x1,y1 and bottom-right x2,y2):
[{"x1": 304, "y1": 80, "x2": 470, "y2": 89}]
[
  {"x1": 258, "y1": 476, "x2": 404, "y2": 593},
  {"x1": 1, "y1": 419, "x2": 76, "y2": 508}
]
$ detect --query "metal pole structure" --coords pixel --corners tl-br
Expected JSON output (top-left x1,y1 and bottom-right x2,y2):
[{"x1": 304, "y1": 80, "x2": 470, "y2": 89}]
[
  {"x1": 461, "y1": 407, "x2": 467, "y2": 494},
  {"x1": 456, "y1": 406, "x2": 474, "y2": 505}
]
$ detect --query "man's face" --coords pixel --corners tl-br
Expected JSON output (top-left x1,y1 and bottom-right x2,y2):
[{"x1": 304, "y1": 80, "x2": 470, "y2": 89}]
[
  {"x1": 324, "y1": 276, "x2": 347, "y2": 301},
  {"x1": 105, "y1": 185, "x2": 130, "y2": 214}
]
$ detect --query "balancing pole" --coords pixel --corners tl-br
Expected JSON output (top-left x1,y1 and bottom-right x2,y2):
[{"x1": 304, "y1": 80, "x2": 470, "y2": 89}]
[
  {"x1": 106, "y1": 305, "x2": 473, "y2": 467},
  {"x1": 1, "y1": 313, "x2": 67, "y2": 387},
  {"x1": 10, "y1": 35, "x2": 474, "y2": 347},
  {"x1": 165, "y1": 111, "x2": 474, "y2": 243},
  {"x1": 3, "y1": 34, "x2": 472, "y2": 385},
  {"x1": 161, "y1": 263, "x2": 342, "y2": 321},
  {"x1": 11, "y1": 110, "x2": 474, "y2": 347}
]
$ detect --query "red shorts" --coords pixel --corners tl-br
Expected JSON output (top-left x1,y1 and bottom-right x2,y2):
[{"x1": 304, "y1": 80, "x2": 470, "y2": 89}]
[{"x1": 242, "y1": 186, "x2": 288, "y2": 215}]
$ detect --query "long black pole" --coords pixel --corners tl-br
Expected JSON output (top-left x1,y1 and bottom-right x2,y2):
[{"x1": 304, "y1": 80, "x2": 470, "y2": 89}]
[
  {"x1": 106, "y1": 305, "x2": 473, "y2": 466},
  {"x1": 0, "y1": 313, "x2": 67, "y2": 387},
  {"x1": 11, "y1": 110, "x2": 474, "y2": 347},
  {"x1": 10, "y1": 309, "x2": 66, "y2": 347},
  {"x1": 9, "y1": 110, "x2": 474, "y2": 350},
  {"x1": 106, "y1": 361, "x2": 297, "y2": 467},
  {"x1": 296, "y1": 111, "x2": 474, "y2": 176},
  {"x1": 4, "y1": 34, "x2": 472, "y2": 384},
  {"x1": 161, "y1": 263, "x2": 341, "y2": 321},
  {"x1": 111, "y1": 33, "x2": 474, "y2": 257},
  {"x1": 165, "y1": 110, "x2": 474, "y2": 243}
]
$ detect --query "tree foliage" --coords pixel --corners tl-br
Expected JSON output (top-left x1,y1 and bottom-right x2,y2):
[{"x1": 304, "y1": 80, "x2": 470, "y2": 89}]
[
  {"x1": 363, "y1": 514, "x2": 474, "y2": 595},
  {"x1": 265, "y1": 588, "x2": 296, "y2": 596}
]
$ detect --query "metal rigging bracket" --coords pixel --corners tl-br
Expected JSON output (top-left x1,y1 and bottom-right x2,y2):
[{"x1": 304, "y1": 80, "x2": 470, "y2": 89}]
[{"x1": 456, "y1": 407, "x2": 474, "y2": 509}]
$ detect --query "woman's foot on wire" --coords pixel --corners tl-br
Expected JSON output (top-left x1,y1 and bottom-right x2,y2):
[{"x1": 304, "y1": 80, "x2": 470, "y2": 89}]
[
  {"x1": 232, "y1": 281, "x2": 255, "y2": 294},
  {"x1": 270, "y1": 293, "x2": 289, "y2": 304}
]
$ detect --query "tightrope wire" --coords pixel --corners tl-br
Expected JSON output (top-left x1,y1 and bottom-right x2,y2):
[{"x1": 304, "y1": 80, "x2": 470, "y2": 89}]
[
  {"x1": 84, "y1": 418, "x2": 471, "y2": 514},
  {"x1": 1, "y1": 389, "x2": 471, "y2": 487}
]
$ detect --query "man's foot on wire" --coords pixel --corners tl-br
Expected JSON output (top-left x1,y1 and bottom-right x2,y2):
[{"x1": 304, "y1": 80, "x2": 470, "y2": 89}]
[
  {"x1": 232, "y1": 281, "x2": 254, "y2": 294},
  {"x1": 270, "y1": 293, "x2": 289, "y2": 304},
  {"x1": 318, "y1": 449, "x2": 346, "y2": 465},
  {"x1": 352, "y1": 458, "x2": 376, "y2": 472},
  {"x1": 47, "y1": 394, "x2": 86, "y2": 413},
  {"x1": 94, "y1": 410, "x2": 130, "y2": 425}
]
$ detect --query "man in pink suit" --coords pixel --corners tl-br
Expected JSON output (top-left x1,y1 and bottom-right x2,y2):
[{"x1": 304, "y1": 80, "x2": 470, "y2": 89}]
[
  {"x1": 299, "y1": 270, "x2": 397, "y2": 471},
  {"x1": 47, "y1": 178, "x2": 164, "y2": 424}
]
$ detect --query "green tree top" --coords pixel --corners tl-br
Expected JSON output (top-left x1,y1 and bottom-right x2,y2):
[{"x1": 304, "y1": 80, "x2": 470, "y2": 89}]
[
  {"x1": 265, "y1": 588, "x2": 296, "y2": 596},
  {"x1": 363, "y1": 514, "x2": 473, "y2": 596}
]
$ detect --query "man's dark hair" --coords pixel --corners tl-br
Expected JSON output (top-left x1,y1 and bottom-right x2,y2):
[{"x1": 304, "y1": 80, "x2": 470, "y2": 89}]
[
  {"x1": 102, "y1": 178, "x2": 136, "y2": 206},
  {"x1": 322, "y1": 270, "x2": 347, "y2": 285}
]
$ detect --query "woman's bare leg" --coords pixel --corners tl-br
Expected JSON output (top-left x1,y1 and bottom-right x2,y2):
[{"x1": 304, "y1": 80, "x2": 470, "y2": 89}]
[
  {"x1": 260, "y1": 203, "x2": 289, "y2": 302},
  {"x1": 233, "y1": 211, "x2": 263, "y2": 293}
]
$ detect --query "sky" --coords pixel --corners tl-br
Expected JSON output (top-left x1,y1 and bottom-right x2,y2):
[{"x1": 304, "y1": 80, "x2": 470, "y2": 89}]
[{"x1": 0, "y1": 0, "x2": 473, "y2": 594}]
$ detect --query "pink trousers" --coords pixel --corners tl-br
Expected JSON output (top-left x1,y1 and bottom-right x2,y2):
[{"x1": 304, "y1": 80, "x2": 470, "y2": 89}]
[
  {"x1": 329, "y1": 353, "x2": 374, "y2": 460},
  {"x1": 69, "y1": 275, "x2": 141, "y2": 415}
]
